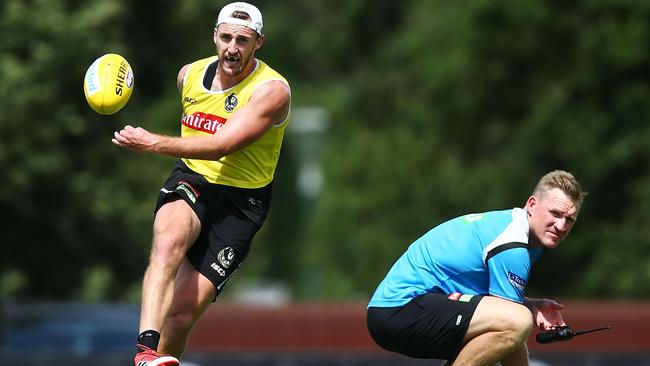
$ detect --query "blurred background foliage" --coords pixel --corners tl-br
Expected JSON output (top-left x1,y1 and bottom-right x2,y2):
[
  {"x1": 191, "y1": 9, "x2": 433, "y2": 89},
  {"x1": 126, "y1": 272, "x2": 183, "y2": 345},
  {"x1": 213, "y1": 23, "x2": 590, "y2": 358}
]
[{"x1": 0, "y1": 0, "x2": 648, "y2": 303}]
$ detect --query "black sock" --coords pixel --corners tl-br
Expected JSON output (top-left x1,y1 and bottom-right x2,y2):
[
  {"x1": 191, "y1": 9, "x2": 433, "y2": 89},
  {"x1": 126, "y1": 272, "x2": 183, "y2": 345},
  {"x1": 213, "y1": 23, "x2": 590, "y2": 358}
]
[{"x1": 136, "y1": 330, "x2": 160, "y2": 353}]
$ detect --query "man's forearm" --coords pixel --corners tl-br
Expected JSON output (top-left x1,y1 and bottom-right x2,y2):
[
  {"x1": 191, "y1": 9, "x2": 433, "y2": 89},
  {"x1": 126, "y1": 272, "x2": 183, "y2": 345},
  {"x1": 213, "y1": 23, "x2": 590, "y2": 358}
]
[{"x1": 153, "y1": 134, "x2": 226, "y2": 161}]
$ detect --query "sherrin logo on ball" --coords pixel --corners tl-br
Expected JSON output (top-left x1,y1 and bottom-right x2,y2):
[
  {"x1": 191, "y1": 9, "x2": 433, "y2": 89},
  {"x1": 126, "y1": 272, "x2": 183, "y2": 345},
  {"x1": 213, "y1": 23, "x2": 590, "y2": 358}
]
[{"x1": 83, "y1": 53, "x2": 134, "y2": 115}]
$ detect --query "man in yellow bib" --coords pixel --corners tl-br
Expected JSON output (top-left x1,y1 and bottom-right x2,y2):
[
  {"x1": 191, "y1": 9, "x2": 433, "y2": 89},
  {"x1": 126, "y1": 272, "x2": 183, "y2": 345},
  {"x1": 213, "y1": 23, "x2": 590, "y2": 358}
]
[{"x1": 112, "y1": 3, "x2": 291, "y2": 365}]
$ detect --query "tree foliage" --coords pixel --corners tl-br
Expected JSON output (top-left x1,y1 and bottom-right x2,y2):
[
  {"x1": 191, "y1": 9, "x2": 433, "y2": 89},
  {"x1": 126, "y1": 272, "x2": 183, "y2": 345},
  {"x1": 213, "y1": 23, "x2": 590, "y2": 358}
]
[
  {"x1": 1, "y1": 0, "x2": 648, "y2": 301},
  {"x1": 301, "y1": 0, "x2": 650, "y2": 300}
]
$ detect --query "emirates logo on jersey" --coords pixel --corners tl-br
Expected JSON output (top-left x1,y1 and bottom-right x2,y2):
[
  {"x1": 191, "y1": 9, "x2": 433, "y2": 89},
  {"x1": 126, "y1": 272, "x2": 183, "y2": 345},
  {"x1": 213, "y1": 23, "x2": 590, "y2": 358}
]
[{"x1": 181, "y1": 111, "x2": 227, "y2": 134}]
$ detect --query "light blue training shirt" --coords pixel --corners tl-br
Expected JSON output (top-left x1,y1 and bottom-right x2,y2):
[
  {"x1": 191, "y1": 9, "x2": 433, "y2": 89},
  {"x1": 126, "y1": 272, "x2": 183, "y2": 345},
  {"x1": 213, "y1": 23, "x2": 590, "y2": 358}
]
[{"x1": 368, "y1": 208, "x2": 543, "y2": 307}]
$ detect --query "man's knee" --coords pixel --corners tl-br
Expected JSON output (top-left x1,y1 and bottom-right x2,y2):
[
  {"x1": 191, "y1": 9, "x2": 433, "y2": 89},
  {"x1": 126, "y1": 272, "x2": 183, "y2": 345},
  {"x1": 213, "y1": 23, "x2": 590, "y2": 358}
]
[
  {"x1": 150, "y1": 234, "x2": 189, "y2": 265},
  {"x1": 468, "y1": 297, "x2": 533, "y2": 345},
  {"x1": 504, "y1": 304, "x2": 534, "y2": 344}
]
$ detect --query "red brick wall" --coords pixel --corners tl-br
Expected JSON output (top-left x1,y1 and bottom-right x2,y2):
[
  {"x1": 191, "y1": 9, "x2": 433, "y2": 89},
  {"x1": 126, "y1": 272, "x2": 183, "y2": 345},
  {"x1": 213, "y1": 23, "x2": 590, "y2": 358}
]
[{"x1": 186, "y1": 301, "x2": 650, "y2": 354}]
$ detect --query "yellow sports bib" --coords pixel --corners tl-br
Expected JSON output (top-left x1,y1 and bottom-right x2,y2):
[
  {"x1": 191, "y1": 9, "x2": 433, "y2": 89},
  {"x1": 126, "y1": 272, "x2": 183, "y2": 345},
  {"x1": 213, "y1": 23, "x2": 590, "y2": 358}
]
[{"x1": 180, "y1": 56, "x2": 290, "y2": 188}]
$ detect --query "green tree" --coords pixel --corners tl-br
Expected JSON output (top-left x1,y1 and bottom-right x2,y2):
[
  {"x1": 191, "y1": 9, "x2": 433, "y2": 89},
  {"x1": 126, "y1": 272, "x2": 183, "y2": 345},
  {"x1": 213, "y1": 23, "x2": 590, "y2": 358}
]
[
  {"x1": 1, "y1": 0, "x2": 648, "y2": 302},
  {"x1": 0, "y1": 0, "x2": 163, "y2": 300},
  {"x1": 301, "y1": 0, "x2": 650, "y2": 300}
]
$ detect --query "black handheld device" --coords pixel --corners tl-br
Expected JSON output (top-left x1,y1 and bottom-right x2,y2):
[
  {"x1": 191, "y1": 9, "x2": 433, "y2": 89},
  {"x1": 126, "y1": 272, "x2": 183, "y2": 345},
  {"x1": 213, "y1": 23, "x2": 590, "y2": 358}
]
[{"x1": 536, "y1": 325, "x2": 611, "y2": 344}]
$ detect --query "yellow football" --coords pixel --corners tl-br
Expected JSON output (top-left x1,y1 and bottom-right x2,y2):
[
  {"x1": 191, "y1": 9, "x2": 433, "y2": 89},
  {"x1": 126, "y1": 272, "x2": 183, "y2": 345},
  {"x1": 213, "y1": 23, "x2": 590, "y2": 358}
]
[{"x1": 83, "y1": 53, "x2": 134, "y2": 115}]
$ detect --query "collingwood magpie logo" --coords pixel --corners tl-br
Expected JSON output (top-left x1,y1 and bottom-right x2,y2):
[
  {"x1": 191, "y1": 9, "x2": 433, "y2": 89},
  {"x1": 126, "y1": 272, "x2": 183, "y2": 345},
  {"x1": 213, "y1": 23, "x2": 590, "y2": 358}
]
[
  {"x1": 217, "y1": 246, "x2": 235, "y2": 268},
  {"x1": 225, "y1": 93, "x2": 238, "y2": 112}
]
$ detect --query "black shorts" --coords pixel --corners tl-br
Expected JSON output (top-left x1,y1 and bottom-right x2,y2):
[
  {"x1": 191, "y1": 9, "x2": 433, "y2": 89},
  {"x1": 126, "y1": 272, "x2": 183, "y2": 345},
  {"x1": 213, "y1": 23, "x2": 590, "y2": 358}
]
[
  {"x1": 154, "y1": 160, "x2": 271, "y2": 294},
  {"x1": 367, "y1": 293, "x2": 483, "y2": 361}
]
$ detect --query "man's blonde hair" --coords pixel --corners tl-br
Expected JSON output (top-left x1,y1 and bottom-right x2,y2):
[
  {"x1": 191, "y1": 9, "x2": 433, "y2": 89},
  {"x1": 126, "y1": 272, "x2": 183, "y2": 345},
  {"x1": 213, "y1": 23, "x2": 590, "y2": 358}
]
[{"x1": 532, "y1": 170, "x2": 587, "y2": 203}]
